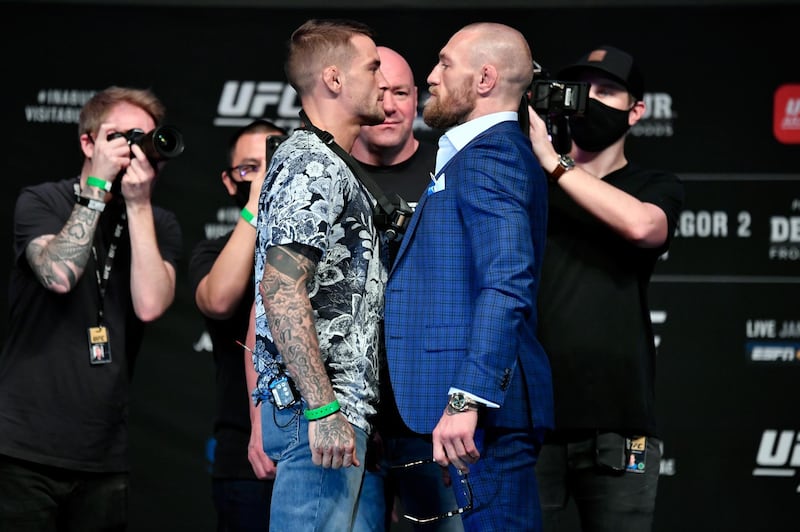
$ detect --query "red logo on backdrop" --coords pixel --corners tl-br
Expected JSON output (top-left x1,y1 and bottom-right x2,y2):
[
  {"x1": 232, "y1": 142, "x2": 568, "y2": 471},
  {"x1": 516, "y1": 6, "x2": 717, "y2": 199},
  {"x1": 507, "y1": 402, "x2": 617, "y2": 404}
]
[{"x1": 774, "y1": 84, "x2": 800, "y2": 144}]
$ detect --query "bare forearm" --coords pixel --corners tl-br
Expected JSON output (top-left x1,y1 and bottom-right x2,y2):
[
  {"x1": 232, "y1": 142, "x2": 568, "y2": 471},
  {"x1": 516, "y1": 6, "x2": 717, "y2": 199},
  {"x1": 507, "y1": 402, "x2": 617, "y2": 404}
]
[
  {"x1": 196, "y1": 220, "x2": 257, "y2": 319},
  {"x1": 259, "y1": 246, "x2": 334, "y2": 409},
  {"x1": 527, "y1": 106, "x2": 667, "y2": 248},
  {"x1": 26, "y1": 204, "x2": 101, "y2": 293},
  {"x1": 557, "y1": 170, "x2": 668, "y2": 247},
  {"x1": 127, "y1": 202, "x2": 176, "y2": 320}
]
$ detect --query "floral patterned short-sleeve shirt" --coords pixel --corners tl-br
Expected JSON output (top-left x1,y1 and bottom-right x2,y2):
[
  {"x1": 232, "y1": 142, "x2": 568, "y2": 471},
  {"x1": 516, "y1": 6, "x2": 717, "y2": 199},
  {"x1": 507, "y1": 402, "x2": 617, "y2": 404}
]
[{"x1": 252, "y1": 129, "x2": 387, "y2": 433}]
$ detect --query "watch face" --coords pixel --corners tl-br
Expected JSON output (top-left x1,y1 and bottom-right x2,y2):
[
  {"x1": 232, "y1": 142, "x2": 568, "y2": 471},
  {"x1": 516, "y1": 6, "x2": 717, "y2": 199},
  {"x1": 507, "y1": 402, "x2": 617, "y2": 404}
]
[{"x1": 449, "y1": 393, "x2": 467, "y2": 411}]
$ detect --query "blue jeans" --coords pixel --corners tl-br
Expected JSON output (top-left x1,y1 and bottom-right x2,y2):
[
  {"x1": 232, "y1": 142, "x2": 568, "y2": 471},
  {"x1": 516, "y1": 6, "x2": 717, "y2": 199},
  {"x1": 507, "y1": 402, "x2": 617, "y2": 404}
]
[
  {"x1": 535, "y1": 433, "x2": 661, "y2": 532},
  {"x1": 212, "y1": 478, "x2": 273, "y2": 532},
  {"x1": 353, "y1": 465, "x2": 390, "y2": 532},
  {"x1": 353, "y1": 435, "x2": 464, "y2": 532},
  {"x1": 0, "y1": 454, "x2": 128, "y2": 532},
  {"x1": 260, "y1": 401, "x2": 367, "y2": 531}
]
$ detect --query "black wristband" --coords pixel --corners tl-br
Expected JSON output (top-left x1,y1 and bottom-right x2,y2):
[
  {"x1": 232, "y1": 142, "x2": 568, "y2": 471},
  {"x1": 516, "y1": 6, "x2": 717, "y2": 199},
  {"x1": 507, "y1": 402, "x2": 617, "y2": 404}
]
[{"x1": 75, "y1": 195, "x2": 106, "y2": 212}]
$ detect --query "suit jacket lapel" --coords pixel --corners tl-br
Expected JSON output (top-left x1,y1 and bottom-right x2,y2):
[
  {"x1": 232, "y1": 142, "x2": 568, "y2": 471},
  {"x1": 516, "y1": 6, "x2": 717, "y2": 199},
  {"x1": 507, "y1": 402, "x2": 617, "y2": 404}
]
[
  {"x1": 391, "y1": 121, "x2": 518, "y2": 276},
  {"x1": 390, "y1": 150, "x2": 460, "y2": 275},
  {"x1": 390, "y1": 186, "x2": 428, "y2": 276}
]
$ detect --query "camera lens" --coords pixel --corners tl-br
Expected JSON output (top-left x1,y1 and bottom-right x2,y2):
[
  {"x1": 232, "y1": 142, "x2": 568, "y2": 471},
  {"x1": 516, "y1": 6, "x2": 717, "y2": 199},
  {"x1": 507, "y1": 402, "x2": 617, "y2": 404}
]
[
  {"x1": 155, "y1": 131, "x2": 177, "y2": 152},
  {"x1": 141, "y1": 125, "x2": 185, "y2": 161}
]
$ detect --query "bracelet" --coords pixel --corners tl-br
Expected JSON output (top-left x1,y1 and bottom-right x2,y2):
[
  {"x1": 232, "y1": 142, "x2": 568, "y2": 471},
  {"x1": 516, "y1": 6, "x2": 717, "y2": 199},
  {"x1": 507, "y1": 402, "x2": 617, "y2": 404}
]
[
  {"x1": 87, "y1": 176, "x2": 112, "y2": 192},
  {"x1": 75, "y1": 195, "x2": 106, "y2": 213},
  {"x1": 303, "y1": 399, "x2": 340, "y2": 421},
  {"x1": 240, "y1": 207, "x2": 257, "y2": 228}
]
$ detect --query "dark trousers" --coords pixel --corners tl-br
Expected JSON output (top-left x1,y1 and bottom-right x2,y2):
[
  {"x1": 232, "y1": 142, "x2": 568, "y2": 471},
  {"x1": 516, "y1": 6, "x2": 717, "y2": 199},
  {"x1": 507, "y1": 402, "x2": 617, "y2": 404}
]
[
  {"x1": 0, "y1": 454, "x2": 128, "y2": 532},
  {"x1": 535, "y1": 433, "x2": 661, "y2": 532},
  {"x1": 462, "y1": 427, "x2": 544, "y2": 532},
  {"x1": 212, "y1": 477, "x2": 273, "y2": 532}
]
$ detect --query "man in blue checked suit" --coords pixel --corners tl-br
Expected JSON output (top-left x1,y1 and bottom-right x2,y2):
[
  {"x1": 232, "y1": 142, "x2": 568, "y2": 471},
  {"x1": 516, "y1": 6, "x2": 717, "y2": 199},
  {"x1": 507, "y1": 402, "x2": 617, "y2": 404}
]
[{"x1": 384, "y1": 22, "x2": 554, "y2": 531}]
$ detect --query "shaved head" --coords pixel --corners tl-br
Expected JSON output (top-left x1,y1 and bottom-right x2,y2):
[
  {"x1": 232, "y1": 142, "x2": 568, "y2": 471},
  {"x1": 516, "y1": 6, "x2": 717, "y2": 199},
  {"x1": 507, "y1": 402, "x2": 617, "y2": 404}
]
[
  {"x1": 377, "y1": 46, "x2": 415, "y2": 87},
  {"x1": 457, "y1": 22, "x2": 534, "y2": 98}
]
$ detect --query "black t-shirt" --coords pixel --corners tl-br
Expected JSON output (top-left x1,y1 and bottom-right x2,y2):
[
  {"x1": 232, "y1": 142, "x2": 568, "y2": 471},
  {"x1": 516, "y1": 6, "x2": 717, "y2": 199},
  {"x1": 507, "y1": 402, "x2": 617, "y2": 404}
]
[
  {"x1": 188, "y1": 234, "x2": 257, "y2": 479},
  {"x1": 537, "y1": 163, "x2": 684, "y2": 437},
  {"x1": 356, "y1": 140, "x2": 436, "y2": 209},
  {"x1": 0, "y1": 177, "x2": 182, "y2": 472}
]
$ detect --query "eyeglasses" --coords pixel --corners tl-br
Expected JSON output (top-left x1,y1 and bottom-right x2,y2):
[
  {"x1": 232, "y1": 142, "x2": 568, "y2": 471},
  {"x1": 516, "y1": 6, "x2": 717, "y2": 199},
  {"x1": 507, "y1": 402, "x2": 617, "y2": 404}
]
[
  {"x1": 225, "y1": 164, "x2": 260, "y2": 180},
  {"x1": 390, "y1": 458, "x2": 473, "y2": 523}
]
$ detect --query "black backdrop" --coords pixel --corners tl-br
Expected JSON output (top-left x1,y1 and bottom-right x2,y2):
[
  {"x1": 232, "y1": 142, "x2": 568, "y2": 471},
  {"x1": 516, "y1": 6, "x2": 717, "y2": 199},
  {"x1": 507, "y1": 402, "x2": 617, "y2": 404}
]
[{"x1": 2, "y1": 3, "x2": 799, "y2": 531}]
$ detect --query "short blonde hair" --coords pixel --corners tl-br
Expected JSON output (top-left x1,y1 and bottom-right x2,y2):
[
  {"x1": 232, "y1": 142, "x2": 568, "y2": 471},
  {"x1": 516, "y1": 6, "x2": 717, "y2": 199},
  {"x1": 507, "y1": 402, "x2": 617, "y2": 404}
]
[
  {"x1": 285, "y1": 19, "x2": 375, "y2": 96},
  {"x1": 78, "y1": 86, "x2": 165, "y2": 137}
]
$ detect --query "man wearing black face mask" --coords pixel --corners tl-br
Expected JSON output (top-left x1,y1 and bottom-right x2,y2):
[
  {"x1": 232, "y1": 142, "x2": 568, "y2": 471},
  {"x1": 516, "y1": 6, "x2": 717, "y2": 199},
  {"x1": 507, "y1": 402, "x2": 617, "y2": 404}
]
[
  {"x1": 526, "y1": 46, "x2": 685, "y2": 531},
  {"x1": 189, "y1": 119, "x2": 286, "y2": 532}
]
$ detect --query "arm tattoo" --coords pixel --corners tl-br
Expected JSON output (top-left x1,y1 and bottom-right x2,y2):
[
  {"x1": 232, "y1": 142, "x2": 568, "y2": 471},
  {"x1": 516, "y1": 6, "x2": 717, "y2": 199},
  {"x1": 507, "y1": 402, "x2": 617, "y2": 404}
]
[
  {"x1": 259, "y1": 245, "x2": 335, "y2": 408},
  {"x1": 26, "y1": 204, "x2": 100, "y2": 292}
]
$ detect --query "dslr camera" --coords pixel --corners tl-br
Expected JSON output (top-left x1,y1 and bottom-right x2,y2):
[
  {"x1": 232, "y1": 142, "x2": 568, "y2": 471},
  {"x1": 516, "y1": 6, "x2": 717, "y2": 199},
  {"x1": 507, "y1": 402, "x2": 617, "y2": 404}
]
[
  {"x1": 107, "y1": 125, "x2": 185, "y2": 165},
  {"x1": 521, "y1": 67, "x2": 590, "y2": 154},
  {"x1": 376, "y1": 195, "x2": 412, "y2": 242},
  {"x1": 529, "y1": 80, "x2": 589, "y2": 119}
]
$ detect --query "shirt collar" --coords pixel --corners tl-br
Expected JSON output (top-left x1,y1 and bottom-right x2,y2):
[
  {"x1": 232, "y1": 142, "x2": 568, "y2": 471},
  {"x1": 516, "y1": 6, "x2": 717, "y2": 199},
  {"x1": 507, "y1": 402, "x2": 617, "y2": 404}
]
[{"x1": 442, "y1": 111, "x2": 518, "y2": 152}]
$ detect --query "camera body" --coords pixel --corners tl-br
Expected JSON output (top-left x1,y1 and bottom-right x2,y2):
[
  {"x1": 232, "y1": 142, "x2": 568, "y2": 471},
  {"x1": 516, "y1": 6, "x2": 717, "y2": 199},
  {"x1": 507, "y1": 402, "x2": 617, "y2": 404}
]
[
  {"x1": 524, "y1": 80, "x2": 589, "y2": 154},
  {"x1": 529, "y1": 80, "x2": 589, "y2": 118},
  {"x1": 378, "y1": 196, "x2": 412, "y2": 242},
  {"x1": 107, "y1": 125, "x2": 185, "y2": 165}
]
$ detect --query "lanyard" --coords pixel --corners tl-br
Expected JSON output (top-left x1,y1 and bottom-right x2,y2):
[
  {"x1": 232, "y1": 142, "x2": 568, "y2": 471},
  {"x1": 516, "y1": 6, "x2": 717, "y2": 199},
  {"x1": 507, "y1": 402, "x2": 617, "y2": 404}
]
[
  {"x1": 74, "y1": 180, "x2": 126, "y2": 325},
  {"x1": 74, "y1": 181, "x2": 126, "y2": 325},
  {"x1": 91, "y1": 213, "x2": 125, "y2": 325}
]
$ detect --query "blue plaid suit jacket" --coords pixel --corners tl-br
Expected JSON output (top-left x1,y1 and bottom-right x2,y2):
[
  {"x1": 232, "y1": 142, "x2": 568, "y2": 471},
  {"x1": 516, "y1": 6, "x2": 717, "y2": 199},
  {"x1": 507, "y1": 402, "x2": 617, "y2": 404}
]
[{"x1": 384, "y1": 120, "x2": 554, "y2": 435}]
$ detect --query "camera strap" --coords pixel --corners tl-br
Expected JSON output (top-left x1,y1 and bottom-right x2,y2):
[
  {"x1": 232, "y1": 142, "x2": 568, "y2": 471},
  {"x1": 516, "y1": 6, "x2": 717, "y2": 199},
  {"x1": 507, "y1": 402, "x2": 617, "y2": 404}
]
[{"x1": 297, "y1": 110, "x2": 408, "y2": 231}]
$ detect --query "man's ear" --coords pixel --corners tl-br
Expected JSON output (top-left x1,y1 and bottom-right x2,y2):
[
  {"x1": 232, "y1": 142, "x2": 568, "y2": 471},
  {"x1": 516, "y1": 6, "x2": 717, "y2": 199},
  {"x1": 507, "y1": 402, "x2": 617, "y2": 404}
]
[
  {"x1": 476, "y1": 65, "x2": 497, "y2": 95},
  {"x1": 79, "y1": 133, "x2": 94, "y2": 159},
  {"x1": 323, "y1": 66, "x2": 342, "y2": 93},
  {"x1": 221, "y1": 171, "x2": 237, "y2": 196},
  {"x1": 629, "y1": 100, "x2": 646, "y2": 126}
]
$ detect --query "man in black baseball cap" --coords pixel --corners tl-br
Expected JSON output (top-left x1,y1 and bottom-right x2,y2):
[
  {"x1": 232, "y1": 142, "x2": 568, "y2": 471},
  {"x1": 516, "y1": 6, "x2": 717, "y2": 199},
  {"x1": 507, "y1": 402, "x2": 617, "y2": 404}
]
[
  {"x1": 559, "y1": 44, "x2": 644, "y2": 101},
  {"x1": 550, "y1": 44, "x2": 646, "y2": 153},
  {"x1": 525, "y1": 44, "x2": 685, "y2": 532}
]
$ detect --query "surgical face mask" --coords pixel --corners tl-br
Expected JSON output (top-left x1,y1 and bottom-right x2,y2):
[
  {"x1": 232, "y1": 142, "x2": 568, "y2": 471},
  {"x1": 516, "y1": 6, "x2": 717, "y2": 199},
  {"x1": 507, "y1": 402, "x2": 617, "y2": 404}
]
[
  {"x1": 233, "y1": 180, "x2": 251, "y2": 208},
  {"x1": 569, "y1": 98, "x2": 633, "y2": 152}
]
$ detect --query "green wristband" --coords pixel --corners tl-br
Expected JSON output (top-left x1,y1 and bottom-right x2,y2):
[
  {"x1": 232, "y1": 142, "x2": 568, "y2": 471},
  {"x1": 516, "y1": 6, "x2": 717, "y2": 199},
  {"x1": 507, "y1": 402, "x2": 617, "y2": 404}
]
[
  {"x1": 87, "y1": 176, "x2": 111, "y2": 192},
  {"x1": 240, "y1": 207, "x2": 257, "y2": 228},
  {"x1": 303, "y1": 399, "x2": 340, "y2": 421}
]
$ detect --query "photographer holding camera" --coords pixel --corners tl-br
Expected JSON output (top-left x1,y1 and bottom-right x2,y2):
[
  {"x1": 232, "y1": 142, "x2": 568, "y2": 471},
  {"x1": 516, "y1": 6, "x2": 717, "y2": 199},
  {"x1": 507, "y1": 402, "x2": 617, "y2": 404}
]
[
  {"x1": 0, "y1": 86, "x2": 182, "y2": 531},
  {"x1": 526, "y1": 46, "x2": 684, "y2": 531}
]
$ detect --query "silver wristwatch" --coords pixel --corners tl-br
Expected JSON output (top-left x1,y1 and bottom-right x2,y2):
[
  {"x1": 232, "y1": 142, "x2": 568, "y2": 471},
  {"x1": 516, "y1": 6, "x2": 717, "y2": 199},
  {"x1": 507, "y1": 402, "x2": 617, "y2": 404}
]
[
  {"x1": 548, "y1": 154, "x2": 576, "y2": 182},
  {"x1": 446, "y1": 392, "x2": 481, "y2": 415}
]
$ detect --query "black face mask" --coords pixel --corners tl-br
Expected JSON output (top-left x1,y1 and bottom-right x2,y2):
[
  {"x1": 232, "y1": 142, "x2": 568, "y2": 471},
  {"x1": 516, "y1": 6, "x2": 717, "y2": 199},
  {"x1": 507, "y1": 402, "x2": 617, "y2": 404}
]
[
  {"x1": 233, "y1": 180, "x2": 251, "y2": 209},
  {"x1": 569, "y1": 98, "x2": 633, "y2": 152}
]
